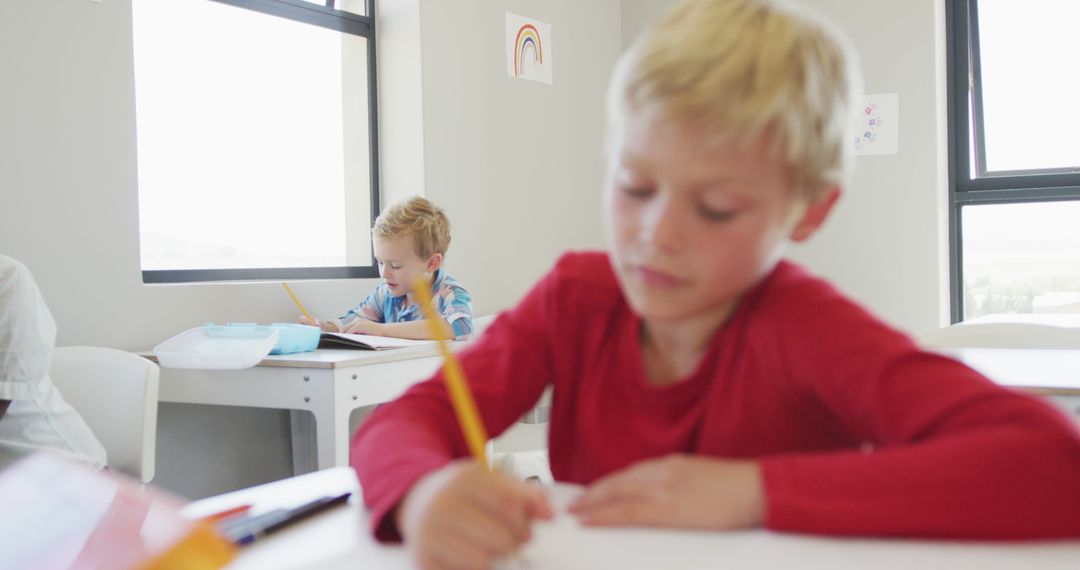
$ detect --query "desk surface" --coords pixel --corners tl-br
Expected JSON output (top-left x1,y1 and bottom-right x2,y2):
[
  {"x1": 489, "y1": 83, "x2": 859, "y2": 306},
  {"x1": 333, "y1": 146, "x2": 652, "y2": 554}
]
[
  {"x1": 186, "y1": 468, "x2": 1080, "y2": 570},
  {"x1": 147, "y1": 344, "x2": 1080, "y2": 393},
  {"x1": 144, "y1": 344, "x2": 451, "y2": 370},
  {"x1": 257, "y1": 345, "x2": 448, "y2": 369}
]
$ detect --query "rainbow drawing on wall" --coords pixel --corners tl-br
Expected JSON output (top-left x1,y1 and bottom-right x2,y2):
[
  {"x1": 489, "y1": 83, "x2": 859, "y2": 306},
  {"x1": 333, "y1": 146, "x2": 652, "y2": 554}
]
[
  {"x1": 514, "y1": 24, "x2": 543, "y2": 77},
  {"x1": 506, "y1": 13, "x2": 552, "y2": 84}
]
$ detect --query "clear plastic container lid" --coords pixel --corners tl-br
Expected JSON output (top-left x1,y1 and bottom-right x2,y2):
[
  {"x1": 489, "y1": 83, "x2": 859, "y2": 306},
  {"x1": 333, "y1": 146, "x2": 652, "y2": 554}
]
[{"x1": 153, "y1": 324, "x2": 278, "y2": 369}]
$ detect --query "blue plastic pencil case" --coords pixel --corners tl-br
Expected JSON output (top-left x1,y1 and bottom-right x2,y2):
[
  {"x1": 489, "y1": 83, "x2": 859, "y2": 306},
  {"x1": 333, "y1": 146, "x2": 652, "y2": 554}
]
[
  {"x1": 268, "y1": 322, "x2": 321, "y2": 355},
  {"x1": 208, "y1": 322, "x2": 319, "y2": 355}
]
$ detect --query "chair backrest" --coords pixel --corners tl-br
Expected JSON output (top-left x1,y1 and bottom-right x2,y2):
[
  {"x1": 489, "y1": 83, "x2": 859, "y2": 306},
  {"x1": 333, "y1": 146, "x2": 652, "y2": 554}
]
[
  {"x1": 50, "y1": 346, "x2": 160, "y2": 483},
  {"x1": 471, "y1": 314, "x2": 497, "y2": 339},
  {"x1": 916, "y1": 321, "x2": 1080, "y2": 350}
]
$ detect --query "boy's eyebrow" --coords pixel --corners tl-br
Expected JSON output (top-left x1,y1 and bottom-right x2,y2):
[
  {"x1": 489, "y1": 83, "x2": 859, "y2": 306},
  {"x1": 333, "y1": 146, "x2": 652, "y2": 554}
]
[
  {"x1": 694, "y1": 176, "x2": 757, "y2": 191},
  {"x1": 617, "y1": 152, "x2": 755, "y2": 185},
  {"x1": 617, "y1": 157, "x2": 755, "y2": 190},
  {"x1": 616, "y1": 150, "x2": 650, "y2": 169}
]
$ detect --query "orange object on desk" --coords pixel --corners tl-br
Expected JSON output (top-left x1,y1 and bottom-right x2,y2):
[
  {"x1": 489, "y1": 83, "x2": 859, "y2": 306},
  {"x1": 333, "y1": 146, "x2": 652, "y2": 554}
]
[{"x1": 0, "y1": 450, "x2": 236, "y2": 570}]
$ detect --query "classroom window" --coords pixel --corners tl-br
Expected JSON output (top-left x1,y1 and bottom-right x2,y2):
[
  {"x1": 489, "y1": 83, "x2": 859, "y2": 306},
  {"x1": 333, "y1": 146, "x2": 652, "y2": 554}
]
[
  {"x1": 132, "y1": 0, "x2": 380, "y2": 283},
  {"x1": 299, "y1": 0, "x2": 366, "y2": 16},
  {"x1": 947, "y1": 0, "x2": 1080, "y2": 320}
]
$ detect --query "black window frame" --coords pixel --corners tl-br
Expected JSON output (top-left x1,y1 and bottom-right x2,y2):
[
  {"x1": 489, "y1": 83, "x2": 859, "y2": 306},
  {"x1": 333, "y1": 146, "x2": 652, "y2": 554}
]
[
  {"x1": 946, "y1": 0, "x2": 1080, "y2": 321},
  {"x1": 140, "y1": 0, "x2": 381, "y2": 284}
]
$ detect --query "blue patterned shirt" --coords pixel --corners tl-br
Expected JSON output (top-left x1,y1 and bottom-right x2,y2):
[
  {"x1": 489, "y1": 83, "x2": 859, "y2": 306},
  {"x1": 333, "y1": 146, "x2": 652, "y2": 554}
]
[{"x1": 337, "y1": 269, "x2": 473, "y2": 340}]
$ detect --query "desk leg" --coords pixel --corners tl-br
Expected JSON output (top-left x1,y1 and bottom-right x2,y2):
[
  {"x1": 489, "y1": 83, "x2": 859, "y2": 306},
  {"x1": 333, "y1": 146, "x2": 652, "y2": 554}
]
[
  {"x1": 288, "y1": 368, "x2": 352, "y2": 473},
  {"x1": 313, "y1": 387, "x2": 351, "y2": 471},
  {"x1": 289, "y1": 410, "x2": 318, "y2": 475},
  {"x1": 289, "y1": 406, "x2": 351, "y2": 473},
  {"x1": 288, "y1": 371, "x2": 383, "y2": 473}
]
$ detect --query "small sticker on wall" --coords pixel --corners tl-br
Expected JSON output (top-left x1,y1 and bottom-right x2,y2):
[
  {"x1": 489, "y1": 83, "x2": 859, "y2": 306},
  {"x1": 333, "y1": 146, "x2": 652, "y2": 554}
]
[
  {"x1": 506, "y1": 13, "x2": 552, "y2": 84},
  {"x1": 854, "y1": 93, "x2": 899, "y2": 156}
]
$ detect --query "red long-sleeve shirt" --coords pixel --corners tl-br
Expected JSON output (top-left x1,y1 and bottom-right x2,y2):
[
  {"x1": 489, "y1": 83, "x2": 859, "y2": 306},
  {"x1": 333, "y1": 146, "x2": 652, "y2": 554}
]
[{"x1": 351, "y1": 252, "x2": 1080, "y2": 541}]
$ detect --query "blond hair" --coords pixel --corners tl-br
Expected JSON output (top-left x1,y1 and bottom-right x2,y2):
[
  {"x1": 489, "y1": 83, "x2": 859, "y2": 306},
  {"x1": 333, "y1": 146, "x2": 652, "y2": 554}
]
[
  {"x1": 608, "y1": 0, "x2": 862, "y2": 200},
  {"x1": 373, "y1": 196, "x2": 451, "y2": 259}
]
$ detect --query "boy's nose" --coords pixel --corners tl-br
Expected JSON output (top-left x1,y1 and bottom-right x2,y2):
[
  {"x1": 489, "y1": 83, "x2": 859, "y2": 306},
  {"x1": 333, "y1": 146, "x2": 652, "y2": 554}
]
[{"x1": 639, "y1": 195, "x2": 686, "y2": 251}]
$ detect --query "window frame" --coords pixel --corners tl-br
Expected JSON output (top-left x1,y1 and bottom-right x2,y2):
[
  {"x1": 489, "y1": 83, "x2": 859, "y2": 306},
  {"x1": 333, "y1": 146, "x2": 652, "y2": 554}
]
[
  {"x1": 945, "y1": 0, "x2": 1080, "y2": 321},
  {"x1": 139, "y1": 0, "x2": 382, "y2": 284}
]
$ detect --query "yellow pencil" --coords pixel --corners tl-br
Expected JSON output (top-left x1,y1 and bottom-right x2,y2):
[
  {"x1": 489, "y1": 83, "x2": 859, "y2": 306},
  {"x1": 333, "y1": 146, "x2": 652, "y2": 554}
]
[
  {"x1": 282, "y1": 283, "x2": 314, "y2": 322},
  {"x1": 411, "y1": 277, "x2": 490, "y2": 468}
]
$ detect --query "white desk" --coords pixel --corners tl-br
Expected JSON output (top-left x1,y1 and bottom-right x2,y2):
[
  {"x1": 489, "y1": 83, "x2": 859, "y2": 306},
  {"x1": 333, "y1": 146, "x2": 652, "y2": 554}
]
[
  {"x1": 153, "y1": 347, "x2": 447, "y2": 472},
  {"x1": 153, "y1": 345, "x2": 1080, "y2": 475},
  {"x1": 185, "y1": 468, "x2": 1080, "y2": 570}
]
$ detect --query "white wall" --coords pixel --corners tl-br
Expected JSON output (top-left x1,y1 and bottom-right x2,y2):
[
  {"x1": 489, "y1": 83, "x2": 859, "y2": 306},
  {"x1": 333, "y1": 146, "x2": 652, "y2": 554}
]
[
  {"x1": 0, "y1": 0, "x2": 618, "y2": 497},
  {"x1": 417, "y1": 0, "x2": 616, "y2": 310},
  {"x1": 792, "y1": 0, "x2": 949, "y2": 335},
  {"x1": 377, "y1": 0, "x2": 427, "y2": 208},
  {"x1": 618, "y1": 0, "x2": 950, "y2": 335},
  {"x1": 0, "y1": 0, "x2": 615, "y2": 346}
]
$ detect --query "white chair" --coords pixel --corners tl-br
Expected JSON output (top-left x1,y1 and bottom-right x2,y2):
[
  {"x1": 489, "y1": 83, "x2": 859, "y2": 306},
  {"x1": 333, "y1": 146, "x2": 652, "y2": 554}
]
[
  {"x1": 470, "y1": 314, "x2": 497, "y2": 338},
  {"x1": 50, "y1": 346, "x2": 160, "y2": 483},
  {"x1": 916, "y1": 315, "x2": 1080, "y2": 350},
  {"x1": 469, "y1": 314, "x2": 554, "y2": 482},
  {"x1": 916, "y1": 316, "x2": 1080, "y2": 427}
]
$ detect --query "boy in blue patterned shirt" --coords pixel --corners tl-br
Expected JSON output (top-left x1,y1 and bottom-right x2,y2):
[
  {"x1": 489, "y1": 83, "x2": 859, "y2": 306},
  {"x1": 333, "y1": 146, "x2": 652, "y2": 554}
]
[{"x1": 302, "y1": 196, "x2": 473, "y2": 340}]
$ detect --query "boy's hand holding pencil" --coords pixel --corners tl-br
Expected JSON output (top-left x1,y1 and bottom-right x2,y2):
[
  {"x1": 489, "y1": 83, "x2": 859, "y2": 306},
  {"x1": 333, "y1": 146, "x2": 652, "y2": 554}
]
[
  {"x1": 397, "y1": 460, "x2": 552, "y2": 570},
  {"x1": 394, "y1": 278, "x2": 553, "y2": 570},
  {"x1": 283, "y1": 283, "x2": 339, "y2": 332}
]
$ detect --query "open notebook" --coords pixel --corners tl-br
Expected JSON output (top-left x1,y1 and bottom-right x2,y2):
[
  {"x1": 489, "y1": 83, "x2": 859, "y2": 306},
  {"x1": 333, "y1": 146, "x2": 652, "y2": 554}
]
[{"x1": 317, "y1": 332, "x2": 437, "y2": 351}]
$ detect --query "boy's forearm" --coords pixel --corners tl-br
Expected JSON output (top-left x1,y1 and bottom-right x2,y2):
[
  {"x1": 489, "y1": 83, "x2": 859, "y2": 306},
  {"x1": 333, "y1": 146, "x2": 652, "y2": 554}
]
[
  {"x1": 760, "y1": 420, "x2": 1080, "y2": 539},
  {"x1": 375, "y1": 318, "x2": 456, "y2": 340},
  {"x1": 352, "y1": 394, "x2": 465, "y2": 542}
]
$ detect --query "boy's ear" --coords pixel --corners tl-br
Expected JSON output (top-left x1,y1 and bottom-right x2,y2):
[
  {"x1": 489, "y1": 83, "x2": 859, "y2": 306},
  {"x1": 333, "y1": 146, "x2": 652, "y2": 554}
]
[
  {"x1": 426, "y1": 252, "x2": 444, "y2": 272},
  {"x1": 789, "y1": 186, "x2": 841, "y2": 242}
]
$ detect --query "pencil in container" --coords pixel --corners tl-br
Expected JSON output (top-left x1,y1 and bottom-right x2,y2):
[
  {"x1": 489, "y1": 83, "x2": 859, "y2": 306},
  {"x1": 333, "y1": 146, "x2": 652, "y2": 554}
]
[{"x1": 410, "y1": 277, "x2": 490, "y2": 468}]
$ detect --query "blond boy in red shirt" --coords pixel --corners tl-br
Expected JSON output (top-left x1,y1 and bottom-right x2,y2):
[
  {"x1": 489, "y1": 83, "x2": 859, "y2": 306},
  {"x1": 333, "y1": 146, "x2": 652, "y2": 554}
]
[{"x1": 352, "y1": 1, "x2": 1080, "y2": 569}]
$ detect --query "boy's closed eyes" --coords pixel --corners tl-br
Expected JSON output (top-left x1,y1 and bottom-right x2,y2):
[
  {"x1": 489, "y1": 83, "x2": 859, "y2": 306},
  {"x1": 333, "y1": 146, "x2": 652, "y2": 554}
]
[
  {"x1": 616, "y1": 176, "x2": 747, "y2": 224},
  {"x1": 375, "y1": 259, "x2": 404, "y2": 271}
]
